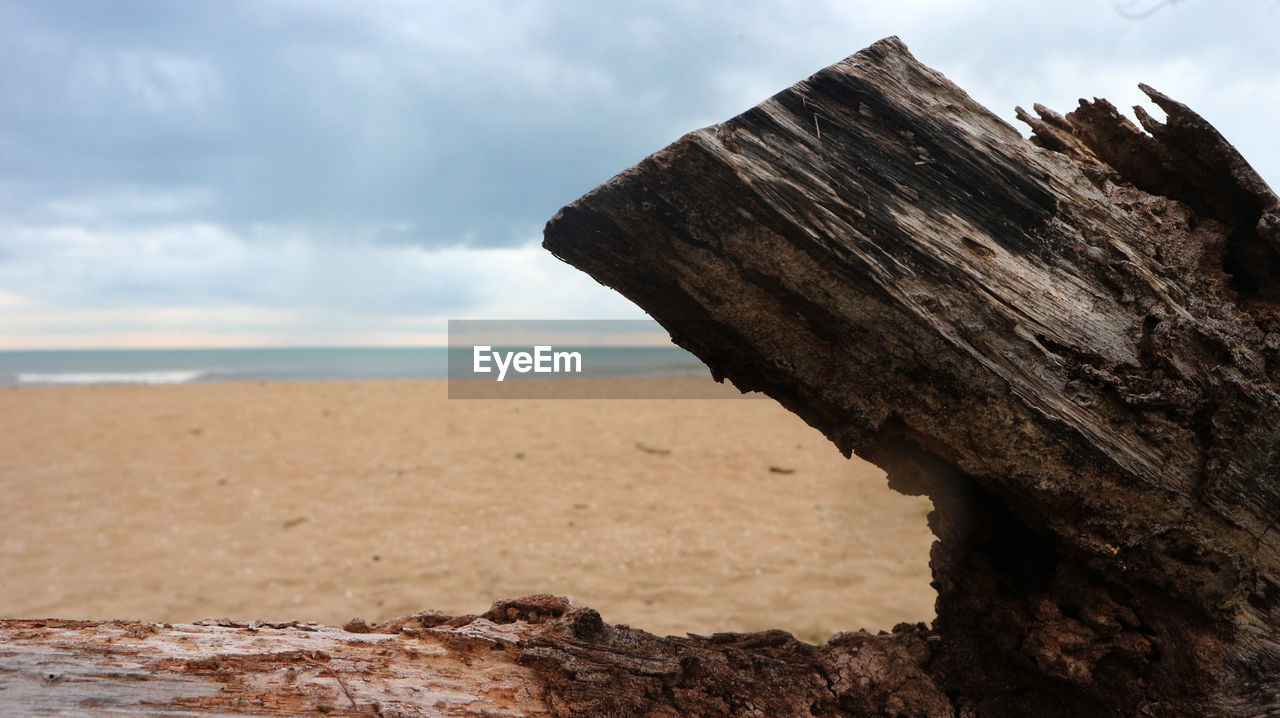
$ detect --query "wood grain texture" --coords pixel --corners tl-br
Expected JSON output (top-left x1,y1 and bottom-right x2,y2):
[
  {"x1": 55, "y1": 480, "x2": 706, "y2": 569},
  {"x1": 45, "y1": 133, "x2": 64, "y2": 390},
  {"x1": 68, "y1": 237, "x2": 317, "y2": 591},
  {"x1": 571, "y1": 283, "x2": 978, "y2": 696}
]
[
  {"x1": 0, "y1": 617, "x2": 546, "y2": 716},
  {"x1": 544, "y1": 36, "x2": 1280, "y2": 716}
]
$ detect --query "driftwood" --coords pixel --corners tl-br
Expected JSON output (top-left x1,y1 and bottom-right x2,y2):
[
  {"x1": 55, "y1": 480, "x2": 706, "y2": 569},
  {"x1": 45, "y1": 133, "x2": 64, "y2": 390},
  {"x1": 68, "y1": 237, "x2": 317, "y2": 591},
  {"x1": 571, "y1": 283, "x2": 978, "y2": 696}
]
[
  {"x1": 5, "y1": 36, "x2": 1280, "y2": 717},
  {"x1": 543, "y1": 36, "x2": 1280, "y2": 716},
  {"x1": 0, "y1": 612, "x2": 548, "y2": 717},
  {"x1": 0, "y1": 597, "x2": 947, "y2": 716}
]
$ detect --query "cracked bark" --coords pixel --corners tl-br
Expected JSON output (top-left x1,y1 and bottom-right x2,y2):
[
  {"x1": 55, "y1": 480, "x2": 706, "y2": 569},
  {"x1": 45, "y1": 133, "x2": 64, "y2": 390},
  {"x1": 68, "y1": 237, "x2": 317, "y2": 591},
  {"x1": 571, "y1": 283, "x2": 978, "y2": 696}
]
[{"x1": 541, "y1": 36, "x2": 1280, "y2": 716}]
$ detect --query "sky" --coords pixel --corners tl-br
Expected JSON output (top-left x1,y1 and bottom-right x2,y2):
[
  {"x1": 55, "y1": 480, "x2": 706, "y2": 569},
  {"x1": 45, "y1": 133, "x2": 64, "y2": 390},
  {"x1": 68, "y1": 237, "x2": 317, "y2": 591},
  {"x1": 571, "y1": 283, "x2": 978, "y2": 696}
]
[{"x1": 1, "y1": 0, "x2": 1277, "y2": 349}]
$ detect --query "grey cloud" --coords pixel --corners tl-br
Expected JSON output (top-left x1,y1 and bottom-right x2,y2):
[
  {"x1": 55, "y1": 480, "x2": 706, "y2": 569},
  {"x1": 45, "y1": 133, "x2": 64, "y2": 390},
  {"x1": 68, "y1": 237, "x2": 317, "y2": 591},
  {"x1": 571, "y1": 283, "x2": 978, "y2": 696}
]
[
  {"x1": 2, "y1": 1, "x2": 872, "y2": 247},
  {"x1": 0, "y1": 222, "x2": 481, "y2": 315},
  {"x1": 9, "y1": 0, "x2": 1274, "y2": 246},
  {"x1": 1, "y1": 0, "x2": 1277, "y2": 345}
]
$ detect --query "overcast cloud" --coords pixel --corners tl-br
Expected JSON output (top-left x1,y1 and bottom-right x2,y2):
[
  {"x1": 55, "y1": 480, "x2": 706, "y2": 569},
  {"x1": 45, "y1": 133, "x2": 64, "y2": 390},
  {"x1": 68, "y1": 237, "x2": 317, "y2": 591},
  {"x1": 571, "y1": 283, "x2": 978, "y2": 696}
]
[{"x1": 2, "y1": 0, "x2": 1277, "y2": 347}]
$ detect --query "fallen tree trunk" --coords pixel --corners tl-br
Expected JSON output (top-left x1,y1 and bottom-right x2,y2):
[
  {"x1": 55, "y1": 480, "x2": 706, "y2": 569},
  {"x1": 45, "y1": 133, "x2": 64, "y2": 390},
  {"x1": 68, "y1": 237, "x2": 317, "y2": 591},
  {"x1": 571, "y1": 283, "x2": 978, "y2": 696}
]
[
  {"x1": 543, "y1": 36, "x2": 1280, "y2": 716},
  {"x1": 5, "y1": 36, "x2": 1279, "y2": 718},
  {"x1": 0, "y1": 613, "x2": 550, "y2": 717},
  {"x1": 0, "y1": 597, "x2": 950, "y2": 716}
]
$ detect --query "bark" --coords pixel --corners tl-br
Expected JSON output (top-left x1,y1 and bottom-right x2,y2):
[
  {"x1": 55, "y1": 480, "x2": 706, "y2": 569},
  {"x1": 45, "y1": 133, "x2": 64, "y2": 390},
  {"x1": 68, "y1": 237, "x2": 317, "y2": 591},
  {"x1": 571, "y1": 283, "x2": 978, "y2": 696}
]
[{"x1": 542, "y1": 36, "x2": 1280, "y2": 717}]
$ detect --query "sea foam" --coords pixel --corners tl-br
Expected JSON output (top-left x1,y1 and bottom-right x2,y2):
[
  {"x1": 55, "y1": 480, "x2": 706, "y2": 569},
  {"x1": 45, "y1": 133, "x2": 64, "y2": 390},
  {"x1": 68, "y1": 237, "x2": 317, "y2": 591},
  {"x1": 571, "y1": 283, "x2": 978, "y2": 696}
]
[{"x1": 16, "y1": 370, "x2": 207, "y2": 385}]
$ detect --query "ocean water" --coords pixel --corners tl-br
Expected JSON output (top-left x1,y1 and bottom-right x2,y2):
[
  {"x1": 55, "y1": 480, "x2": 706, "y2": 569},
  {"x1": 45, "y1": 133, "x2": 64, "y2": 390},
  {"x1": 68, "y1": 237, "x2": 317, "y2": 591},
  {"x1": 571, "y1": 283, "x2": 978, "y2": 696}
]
[{"x1": 0, "y1": 346, "x2": 710, "y2": 386}]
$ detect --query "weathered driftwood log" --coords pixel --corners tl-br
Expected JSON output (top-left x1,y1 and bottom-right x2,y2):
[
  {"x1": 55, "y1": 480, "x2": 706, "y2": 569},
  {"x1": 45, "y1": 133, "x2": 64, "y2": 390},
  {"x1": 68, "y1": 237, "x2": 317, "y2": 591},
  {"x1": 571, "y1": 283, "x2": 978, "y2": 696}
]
[
  {"x1": 543, "y1": 36, "x2": 1280, "y2": 717},
  {"x1": 0, "y1": 611, "x2": 548, "y2": 717},
  {"x1": 0, "y1": 597, "x2": 948, "y2": 716}
]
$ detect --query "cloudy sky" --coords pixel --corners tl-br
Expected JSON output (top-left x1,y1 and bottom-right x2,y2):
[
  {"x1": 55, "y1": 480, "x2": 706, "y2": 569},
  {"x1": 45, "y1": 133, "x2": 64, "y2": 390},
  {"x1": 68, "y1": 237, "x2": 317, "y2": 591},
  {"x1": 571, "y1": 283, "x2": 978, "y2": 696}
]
[{"x1": 2, "y1": 0, "x2": 1276, "y2": 348}]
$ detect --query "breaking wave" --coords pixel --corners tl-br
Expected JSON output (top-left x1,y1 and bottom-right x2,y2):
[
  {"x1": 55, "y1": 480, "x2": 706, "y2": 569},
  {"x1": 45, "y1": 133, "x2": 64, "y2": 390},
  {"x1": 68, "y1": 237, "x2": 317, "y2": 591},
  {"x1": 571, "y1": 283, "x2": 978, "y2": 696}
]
[{"x1": 16, "y1": 370, "x2": 208, "y2": 385}]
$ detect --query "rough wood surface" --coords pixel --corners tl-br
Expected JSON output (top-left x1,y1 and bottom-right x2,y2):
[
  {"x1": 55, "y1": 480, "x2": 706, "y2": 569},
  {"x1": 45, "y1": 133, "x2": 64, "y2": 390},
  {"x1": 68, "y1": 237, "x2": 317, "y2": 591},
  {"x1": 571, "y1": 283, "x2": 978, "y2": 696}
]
[
  {"x1": 543, "y1": 36, "x2": 1280, "y2": 716},
  {"x1": 0, "y1": 608, "x2": 551, "y2": 717},
  {"x1": 0, "y1": 596, "x2": 948, "y2": 716}
]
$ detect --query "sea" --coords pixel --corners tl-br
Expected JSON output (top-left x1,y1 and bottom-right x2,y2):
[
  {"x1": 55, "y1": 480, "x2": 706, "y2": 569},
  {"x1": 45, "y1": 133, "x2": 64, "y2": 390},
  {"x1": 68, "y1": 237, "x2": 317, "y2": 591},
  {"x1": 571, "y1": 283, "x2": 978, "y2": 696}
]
[{"x1": 0, "y1": 347, "x2": 711, "y2": 386}]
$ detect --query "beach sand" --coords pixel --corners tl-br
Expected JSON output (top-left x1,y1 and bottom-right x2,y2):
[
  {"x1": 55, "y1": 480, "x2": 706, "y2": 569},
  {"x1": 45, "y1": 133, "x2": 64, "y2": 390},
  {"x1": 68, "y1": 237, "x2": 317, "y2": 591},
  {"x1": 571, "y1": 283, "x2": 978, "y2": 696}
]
[{"x1": 0, "y1": 377, "x2": 935, "y2": 642}]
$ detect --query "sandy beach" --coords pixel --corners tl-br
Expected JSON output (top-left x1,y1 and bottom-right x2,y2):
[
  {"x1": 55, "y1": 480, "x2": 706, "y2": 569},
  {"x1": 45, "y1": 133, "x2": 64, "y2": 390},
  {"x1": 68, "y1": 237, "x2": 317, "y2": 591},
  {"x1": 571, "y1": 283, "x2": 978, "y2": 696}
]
[{"x1": 0, "y1": 377, "x2": 934, "y2": 642}]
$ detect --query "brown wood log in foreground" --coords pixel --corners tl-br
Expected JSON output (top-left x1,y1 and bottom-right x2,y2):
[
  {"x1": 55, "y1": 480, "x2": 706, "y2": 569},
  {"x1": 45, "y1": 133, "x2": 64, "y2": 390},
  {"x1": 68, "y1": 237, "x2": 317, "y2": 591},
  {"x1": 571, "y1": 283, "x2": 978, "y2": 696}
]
[
  {"x1": 5, "y1": 36, "x2": 1280, "y2": 718},
  {"x1": 543, "y1": 36, "x2": 1280, "y2": 717},
  {"x1": 0, "y1": 596, "x2": 947, "y2": 716}
]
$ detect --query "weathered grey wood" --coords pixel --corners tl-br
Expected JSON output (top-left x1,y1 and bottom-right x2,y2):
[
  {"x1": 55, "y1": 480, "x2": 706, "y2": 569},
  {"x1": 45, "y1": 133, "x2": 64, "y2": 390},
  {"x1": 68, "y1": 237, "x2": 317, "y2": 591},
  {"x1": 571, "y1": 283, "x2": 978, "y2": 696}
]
[
  {"x1": 0, "y1": 614, "x2": 550, "y2": 716},
  {"x1": 543, "y1": 36, "x2": 1280, "y2": 717}
]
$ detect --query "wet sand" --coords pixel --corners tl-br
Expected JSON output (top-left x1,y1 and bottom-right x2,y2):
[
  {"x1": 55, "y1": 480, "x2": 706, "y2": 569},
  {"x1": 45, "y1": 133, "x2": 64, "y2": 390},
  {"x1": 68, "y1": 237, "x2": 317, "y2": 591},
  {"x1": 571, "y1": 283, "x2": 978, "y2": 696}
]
[{"x1": 0, "y1": 378, "x2": 935, "y2": 642}]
